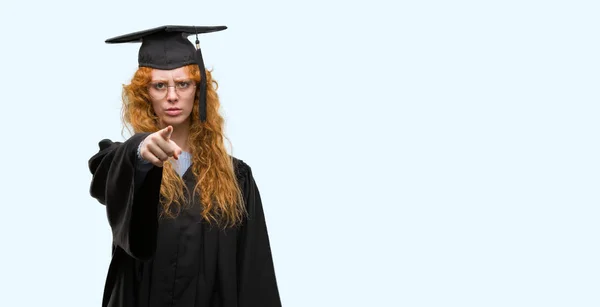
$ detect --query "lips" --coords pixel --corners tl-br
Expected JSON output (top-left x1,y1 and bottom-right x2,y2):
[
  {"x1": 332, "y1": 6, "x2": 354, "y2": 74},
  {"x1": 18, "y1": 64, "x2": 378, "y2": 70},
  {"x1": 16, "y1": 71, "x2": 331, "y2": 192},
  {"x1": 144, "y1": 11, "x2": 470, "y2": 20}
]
[{"x1": 165, "y1": 108, "x2": 182, "y2": 116}]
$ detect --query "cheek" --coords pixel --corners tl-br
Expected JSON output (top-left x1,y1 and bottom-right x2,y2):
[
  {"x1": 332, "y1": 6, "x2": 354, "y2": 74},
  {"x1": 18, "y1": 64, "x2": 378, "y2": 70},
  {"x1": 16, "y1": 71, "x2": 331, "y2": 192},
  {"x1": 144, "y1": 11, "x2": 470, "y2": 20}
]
[
  {"x1": 183, "y1": 96, "x2": 196, "y2": 112},
  {"x1": 149, "y1": 99, "x2": 161, "y2": 114}
]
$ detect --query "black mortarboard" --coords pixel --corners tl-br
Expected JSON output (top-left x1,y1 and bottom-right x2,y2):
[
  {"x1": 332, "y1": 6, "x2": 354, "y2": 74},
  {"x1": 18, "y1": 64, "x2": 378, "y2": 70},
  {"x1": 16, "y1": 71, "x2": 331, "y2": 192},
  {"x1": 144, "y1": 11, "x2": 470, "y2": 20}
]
[{"x1": 105, "y1": 25, "x2": 227, "y2": 122}]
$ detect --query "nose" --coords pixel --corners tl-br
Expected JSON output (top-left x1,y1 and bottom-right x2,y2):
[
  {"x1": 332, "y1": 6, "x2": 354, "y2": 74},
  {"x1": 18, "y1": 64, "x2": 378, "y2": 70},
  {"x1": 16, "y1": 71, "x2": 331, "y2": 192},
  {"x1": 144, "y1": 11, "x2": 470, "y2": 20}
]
[{"x1": 166, "y1": 86, "x2": 179, "y2": 103}]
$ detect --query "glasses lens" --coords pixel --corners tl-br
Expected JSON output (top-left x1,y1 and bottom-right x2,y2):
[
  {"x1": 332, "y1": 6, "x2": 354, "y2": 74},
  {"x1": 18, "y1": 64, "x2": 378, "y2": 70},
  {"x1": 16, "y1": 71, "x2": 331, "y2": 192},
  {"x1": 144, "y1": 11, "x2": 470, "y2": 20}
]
[
  {"x1": 148, "y1": 82, "x2": 168, "y2": 99},
  {"x1": 175, "y1": 80, "x2": 196, "y2": 97}
]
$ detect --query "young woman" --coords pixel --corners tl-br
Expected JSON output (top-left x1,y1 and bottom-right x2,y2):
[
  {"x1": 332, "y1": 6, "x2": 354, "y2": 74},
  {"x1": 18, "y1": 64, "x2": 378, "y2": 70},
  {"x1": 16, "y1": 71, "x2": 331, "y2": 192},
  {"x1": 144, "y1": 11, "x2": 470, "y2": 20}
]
[{"x1": 88, "y1": 25, "x2": 281, "y2": 307}]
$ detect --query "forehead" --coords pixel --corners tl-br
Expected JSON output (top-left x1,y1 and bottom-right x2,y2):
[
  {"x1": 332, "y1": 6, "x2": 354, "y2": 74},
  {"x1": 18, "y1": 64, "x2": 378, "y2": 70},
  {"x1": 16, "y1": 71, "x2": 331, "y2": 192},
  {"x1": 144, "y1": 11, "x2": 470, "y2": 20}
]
[{"x1": 151, "y1": 66, "x2": 190, "y2": 80}]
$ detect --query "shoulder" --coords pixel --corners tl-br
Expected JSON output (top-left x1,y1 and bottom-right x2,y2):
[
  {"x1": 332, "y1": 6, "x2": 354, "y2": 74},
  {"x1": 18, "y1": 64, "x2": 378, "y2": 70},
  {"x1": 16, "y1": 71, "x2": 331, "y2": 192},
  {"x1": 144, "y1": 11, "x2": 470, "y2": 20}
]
[
  {"x1": 93, "y1": 133, "x2": 150, "y2": 154},
  {"x1": 231, "y1": 156, "x2": 252, "y2": 181}
]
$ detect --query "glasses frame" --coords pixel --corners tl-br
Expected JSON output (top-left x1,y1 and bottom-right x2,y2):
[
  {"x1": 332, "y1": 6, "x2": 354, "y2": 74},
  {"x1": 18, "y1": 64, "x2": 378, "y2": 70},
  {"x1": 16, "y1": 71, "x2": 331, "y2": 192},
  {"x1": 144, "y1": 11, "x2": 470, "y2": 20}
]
[{"x1": 146, "y1": 79, "x2": 198, "y2": 100}]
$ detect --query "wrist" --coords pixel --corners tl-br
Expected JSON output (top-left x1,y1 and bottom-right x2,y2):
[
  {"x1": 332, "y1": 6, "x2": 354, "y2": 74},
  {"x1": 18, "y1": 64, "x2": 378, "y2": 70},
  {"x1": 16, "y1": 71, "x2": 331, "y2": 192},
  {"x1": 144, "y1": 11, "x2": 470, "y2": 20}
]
[{"x1": 137, "y1": 138, "x2": 150, "y2": 164}]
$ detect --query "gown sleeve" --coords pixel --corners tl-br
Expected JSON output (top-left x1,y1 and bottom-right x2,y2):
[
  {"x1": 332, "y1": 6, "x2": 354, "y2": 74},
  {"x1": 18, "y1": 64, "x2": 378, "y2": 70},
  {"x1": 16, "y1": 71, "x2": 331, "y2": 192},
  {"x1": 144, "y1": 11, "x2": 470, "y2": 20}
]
[
  {"x1": 235, "y1": 161, "x2": 282, "y2": 306},
  {"x1": 88, "y1": 133, "x2": 163, "y2": 261}
]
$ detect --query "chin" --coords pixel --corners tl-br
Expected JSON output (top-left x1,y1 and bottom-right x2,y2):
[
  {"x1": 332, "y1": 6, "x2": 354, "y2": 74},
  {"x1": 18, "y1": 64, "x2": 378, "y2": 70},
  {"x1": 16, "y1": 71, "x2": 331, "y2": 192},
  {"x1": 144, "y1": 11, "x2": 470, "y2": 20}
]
[{"x1": 160, "y1": 115, "x2": 191, "y2": 127}]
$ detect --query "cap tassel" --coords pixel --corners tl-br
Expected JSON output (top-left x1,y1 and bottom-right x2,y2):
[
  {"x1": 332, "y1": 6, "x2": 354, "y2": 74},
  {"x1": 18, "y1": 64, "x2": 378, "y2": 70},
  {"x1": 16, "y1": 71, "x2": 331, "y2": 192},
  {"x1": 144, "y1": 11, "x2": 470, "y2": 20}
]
[{"x1": 194, "y1": 30, "x2": 208, "y2": 123}]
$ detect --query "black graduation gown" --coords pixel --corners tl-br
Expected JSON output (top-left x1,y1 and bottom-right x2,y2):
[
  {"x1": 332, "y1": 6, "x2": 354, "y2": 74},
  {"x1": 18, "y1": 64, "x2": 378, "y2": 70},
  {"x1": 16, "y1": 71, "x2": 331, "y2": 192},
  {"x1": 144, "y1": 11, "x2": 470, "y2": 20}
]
[{"x1": 88, "y1": 133, "x2": 281, "y2": 307}]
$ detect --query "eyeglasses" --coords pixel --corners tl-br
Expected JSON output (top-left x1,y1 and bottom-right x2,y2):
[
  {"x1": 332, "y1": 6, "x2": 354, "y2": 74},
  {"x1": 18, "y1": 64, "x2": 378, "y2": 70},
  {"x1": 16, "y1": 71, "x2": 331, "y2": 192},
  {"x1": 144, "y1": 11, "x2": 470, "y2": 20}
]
[{"x1": 147, "y1": 79, "x2": 197, "y2": 100}]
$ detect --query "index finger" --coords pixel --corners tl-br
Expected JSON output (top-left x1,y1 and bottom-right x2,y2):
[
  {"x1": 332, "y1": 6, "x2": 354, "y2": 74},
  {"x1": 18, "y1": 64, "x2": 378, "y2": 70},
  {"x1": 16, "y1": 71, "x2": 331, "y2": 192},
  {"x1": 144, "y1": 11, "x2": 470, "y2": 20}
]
[{"x1": 160, "y1": 126, "x2": 173, "y2": 140}]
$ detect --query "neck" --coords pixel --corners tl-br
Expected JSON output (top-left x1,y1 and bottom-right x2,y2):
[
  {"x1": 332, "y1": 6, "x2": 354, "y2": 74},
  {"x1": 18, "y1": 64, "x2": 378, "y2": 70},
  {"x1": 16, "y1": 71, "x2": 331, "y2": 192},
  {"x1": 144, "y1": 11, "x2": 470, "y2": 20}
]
[{"x1": 168, "y1": 122, "x2": 191, "y2": 152}]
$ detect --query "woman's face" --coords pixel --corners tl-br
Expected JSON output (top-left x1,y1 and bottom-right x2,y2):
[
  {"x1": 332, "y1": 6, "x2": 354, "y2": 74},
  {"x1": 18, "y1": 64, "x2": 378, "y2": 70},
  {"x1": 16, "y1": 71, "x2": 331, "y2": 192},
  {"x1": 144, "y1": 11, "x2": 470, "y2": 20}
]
[{"x1": 148, "y1": 67, "x2": 196, "y2": 129}]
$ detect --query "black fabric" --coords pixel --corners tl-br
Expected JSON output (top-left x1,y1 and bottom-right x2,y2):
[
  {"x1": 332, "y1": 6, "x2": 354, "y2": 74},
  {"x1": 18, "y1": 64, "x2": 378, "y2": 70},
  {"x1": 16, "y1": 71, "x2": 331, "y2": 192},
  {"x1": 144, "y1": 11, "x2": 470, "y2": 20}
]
[
  {"x1": 89, "y1": 133, "x2": 159, "y2": 260},
  {"x1": 136, "y1": 32, "x2": 197, "y2": 70},
  {"x1": 105, "y1": 26, "x2": 227, "y2": 43},
  {"x1": 88, "y1": 136, "x2": 281, "y2": 307},
  {"x1": 104, "y1": 25, "x2": 226, "y2": 71}
]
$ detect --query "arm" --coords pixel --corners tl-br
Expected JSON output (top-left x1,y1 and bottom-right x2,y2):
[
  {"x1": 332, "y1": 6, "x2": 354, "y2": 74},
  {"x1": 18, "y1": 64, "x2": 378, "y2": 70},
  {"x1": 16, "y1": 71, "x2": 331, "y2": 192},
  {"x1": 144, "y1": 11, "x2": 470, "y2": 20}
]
[
  {"x1": 134, "y1": 138, "x2": 154, "y2": 192},
  {"x1": 88, "y1": 133, "x2": 163, "y2": 260}
]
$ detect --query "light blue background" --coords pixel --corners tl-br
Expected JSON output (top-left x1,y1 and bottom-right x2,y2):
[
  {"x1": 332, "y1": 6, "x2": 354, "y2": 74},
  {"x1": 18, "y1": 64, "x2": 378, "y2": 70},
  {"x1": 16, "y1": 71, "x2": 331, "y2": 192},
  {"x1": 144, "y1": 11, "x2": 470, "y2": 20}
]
[{"x1": 0, "y1": 1, "x2": 598, "y2": 306}]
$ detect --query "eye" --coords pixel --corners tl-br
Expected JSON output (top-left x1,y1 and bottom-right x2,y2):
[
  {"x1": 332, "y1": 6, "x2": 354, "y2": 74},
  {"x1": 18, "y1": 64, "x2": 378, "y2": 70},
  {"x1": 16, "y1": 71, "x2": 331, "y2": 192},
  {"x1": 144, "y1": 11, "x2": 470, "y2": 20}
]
[
  {"x1": 151, "y1": 82, "x2": 167, "y2": 90},
  {"x1": 176, "y1": 81, "x2": 192, "y2": 89}
]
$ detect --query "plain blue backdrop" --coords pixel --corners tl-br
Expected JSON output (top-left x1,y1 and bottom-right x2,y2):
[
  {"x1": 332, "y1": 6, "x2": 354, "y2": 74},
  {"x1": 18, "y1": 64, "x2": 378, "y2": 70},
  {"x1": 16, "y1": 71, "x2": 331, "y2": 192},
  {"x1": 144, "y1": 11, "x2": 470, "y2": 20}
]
[{"x1": 0, "y1": 1, "x2": 598, "y2": 306}]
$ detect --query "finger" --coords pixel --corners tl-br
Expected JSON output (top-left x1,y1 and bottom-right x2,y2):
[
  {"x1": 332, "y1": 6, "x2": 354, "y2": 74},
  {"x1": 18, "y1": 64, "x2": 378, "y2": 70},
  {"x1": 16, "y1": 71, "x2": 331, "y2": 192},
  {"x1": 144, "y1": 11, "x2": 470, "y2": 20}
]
[
  {"x1": 159, "y1": 126, "x2": 173, "y2": 140},
  {"x1": 146, "y1": 142, "x2": 169, "y2": 162},
  {"x1": 171, "y1": 142, "x2": 183, "y2": 160},
  {"x1": 140, "y1": 144, "x2": 164, "y2": 167},
  {"x1": 155, "y1": 141, "x2": 179, "y2": 159},
  {"x1": 146, "y1": 154, "x2": 164, "y2": 167}
]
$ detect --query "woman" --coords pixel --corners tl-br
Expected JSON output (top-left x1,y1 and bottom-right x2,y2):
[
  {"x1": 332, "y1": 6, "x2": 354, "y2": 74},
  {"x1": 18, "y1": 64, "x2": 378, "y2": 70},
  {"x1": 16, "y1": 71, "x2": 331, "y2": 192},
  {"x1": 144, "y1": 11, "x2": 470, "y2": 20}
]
[{"x1": 88, "y1": 25, "x2": 281, "y2": 307}]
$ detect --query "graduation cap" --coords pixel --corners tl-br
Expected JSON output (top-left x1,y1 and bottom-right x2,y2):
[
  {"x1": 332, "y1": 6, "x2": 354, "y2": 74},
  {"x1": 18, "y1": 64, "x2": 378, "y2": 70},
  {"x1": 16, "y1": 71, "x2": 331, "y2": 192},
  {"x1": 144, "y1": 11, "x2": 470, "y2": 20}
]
[{"x1": 105, "y1": 25, "x2": 227, "y2": 122}]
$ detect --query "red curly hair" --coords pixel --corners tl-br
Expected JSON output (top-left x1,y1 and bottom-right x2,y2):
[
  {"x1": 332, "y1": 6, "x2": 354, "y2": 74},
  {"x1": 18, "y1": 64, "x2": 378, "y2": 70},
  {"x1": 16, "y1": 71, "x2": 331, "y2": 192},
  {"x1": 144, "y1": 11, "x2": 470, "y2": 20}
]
[{"x1": 121, "y1": 64, "x2": 245, "y2": 227}]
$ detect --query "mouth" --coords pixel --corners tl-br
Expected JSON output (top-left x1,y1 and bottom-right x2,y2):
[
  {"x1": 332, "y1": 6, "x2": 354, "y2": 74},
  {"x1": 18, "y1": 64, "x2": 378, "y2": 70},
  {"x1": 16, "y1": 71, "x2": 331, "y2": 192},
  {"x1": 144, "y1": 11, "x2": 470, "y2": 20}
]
[{"x1": 165, "y1": 108, "x2": 183, "y2": 116}]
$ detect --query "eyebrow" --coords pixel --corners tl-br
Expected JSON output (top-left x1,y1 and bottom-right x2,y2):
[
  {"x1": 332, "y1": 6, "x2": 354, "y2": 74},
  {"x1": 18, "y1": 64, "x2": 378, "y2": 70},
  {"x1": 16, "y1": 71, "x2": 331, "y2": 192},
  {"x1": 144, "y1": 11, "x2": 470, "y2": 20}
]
[{"x1": 150, "y1": 77, "x2": 192, "y2": 82}]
